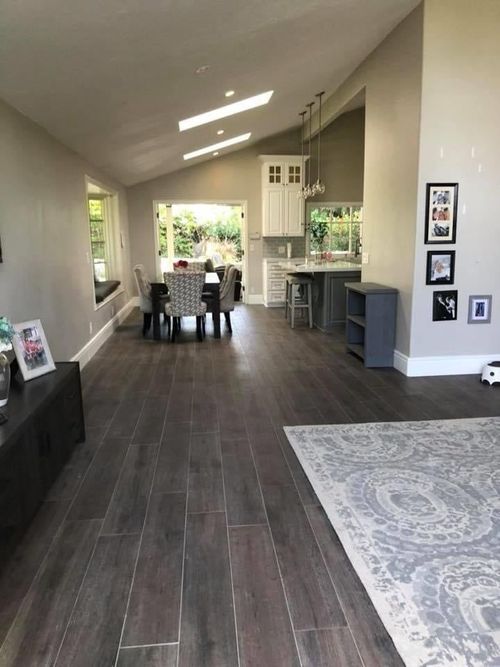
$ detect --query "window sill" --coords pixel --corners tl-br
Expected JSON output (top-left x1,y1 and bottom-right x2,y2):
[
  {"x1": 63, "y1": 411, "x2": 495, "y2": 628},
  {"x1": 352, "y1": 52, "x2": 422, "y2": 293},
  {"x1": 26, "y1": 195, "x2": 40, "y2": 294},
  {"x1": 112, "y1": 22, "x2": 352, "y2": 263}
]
[{"x1": 93, "y1": 286, "x2": 125, "y2": 312}]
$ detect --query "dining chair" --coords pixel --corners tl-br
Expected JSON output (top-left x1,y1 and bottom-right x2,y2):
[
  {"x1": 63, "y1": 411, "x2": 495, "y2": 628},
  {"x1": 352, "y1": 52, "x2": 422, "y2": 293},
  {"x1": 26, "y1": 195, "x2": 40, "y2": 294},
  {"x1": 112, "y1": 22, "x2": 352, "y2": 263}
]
[
  {"x1": 204, "y1": 264, "x2": 239, "y2": 334},
  {"x1": 133, "y1": 264, "x2": 170, "y2": 337},
  {"x1": 163, "y1": 271, "x2": 207, "y2": 342}
]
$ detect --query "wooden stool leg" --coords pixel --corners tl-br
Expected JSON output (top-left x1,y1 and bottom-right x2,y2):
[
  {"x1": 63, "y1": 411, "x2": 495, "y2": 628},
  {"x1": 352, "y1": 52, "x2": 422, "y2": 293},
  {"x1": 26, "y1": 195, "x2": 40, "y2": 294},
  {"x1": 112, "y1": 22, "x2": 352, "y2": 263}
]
[
  {"x1": 285, "y1": 282, "x2": 289, "y2": 319},
  {"x1": 291, "y1": 285, "x2": 295, "y2": 329}
]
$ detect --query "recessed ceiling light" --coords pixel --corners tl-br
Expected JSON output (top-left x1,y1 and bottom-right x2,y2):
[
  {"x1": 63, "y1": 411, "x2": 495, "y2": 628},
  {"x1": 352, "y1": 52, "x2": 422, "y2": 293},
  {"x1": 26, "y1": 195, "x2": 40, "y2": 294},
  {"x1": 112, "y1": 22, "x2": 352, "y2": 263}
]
[
  {"x1": 217, "y1": 129, "x2": 224, "y2": 135},
  {"x1": 183, "y1": 133, "x2": 251, "y2": 160},
  {"x1": 195, "y1": 65, "x2": 210, "y2": 74},
  {"x1": 179, "y1": 91, "x2": 273, "y2": 132},
  {"x1": 225, "y1": 90, "x2": 235, "y2": 97},
  {"x1": 213, "y1": 151, "x2": 219, "y2": 156}
]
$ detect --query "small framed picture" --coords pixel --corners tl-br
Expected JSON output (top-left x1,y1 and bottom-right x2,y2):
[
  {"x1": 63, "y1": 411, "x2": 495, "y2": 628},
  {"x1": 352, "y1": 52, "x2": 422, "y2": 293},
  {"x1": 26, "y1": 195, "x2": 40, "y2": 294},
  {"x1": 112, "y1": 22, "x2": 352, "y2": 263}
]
[
  {"x1": 426, "y1": 250, "x2": 455, "y2": 285},
  {"x1": 12, "y1": 319, "x2": 56, "y2": 381},
  {"x1": 432, "y1": 290, "x2": 458, "y2": 321},
  {"x1": 468, "y1": 295, "x2": 492, "y2": 324},
  {"x1": 424, "y1": 183, "x2": 458, "y2": 244}
]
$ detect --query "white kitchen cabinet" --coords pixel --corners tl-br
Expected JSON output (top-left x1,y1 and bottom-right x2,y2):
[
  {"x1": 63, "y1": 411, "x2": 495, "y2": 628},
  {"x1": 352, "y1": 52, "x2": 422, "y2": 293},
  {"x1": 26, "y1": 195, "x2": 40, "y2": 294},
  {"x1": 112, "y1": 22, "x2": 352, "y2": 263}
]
[{"x1": 259, "y1": 155, "x2": 307, "y2": 237}]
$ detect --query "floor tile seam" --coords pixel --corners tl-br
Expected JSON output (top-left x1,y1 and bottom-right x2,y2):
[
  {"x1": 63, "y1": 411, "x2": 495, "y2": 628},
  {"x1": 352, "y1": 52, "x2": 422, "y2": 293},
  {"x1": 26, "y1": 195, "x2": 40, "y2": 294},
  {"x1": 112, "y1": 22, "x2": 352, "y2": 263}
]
[
  {"x1": 174, "y1": 420, "x2": 192, "y2": 666},
  {"x1": 114, "y1": 414, "x2": 165, "y2": 664},
  {"x1": 302, "y1": 507, "x2": 367, "y2": 667},
  {"x1": 219, "y1": 434, "x2": 242, "y2": 667},
  {"x1": 0, "y1": 416, "x2": 113, "y2": 653},
  {"x1": 243, "y1": 421, "x2": 304, "y2": 667},
  {"x1": 120, "y1": 641, "x2": 179, "y2": 649},
  {"x1": 227, "y1": 521, "x2": 268, "y2": 529}
]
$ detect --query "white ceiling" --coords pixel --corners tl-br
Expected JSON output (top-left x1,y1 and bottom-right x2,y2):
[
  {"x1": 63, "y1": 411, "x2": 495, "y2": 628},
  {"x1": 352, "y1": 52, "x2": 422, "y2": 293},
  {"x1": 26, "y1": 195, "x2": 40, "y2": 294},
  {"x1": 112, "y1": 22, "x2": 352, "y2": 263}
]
[{"x1": 0, "y1": 0, "x2": 419, "y2": 186}]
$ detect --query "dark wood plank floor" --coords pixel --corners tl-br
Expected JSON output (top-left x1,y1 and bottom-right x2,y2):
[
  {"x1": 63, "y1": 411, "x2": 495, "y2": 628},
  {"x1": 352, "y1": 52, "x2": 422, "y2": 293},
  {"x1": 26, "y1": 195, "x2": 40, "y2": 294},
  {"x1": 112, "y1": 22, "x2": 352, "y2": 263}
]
[{"x1": 1, "y1": 304, "x2": 498, "y2": 666}]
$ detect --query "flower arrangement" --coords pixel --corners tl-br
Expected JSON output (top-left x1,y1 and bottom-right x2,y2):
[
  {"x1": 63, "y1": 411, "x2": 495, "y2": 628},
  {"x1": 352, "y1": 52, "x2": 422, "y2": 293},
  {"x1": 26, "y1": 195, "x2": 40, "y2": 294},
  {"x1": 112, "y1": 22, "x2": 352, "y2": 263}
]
[{"x1": 0, "y1": 317, "x2": 16, "y2": 353}]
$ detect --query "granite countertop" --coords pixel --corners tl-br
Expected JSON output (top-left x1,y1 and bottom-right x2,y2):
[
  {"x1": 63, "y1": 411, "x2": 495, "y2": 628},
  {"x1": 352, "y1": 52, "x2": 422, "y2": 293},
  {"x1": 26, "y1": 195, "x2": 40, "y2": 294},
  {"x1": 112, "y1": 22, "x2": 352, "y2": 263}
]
[{"x1": 275, "y1": 259, "x2": 362, "y2": 273}]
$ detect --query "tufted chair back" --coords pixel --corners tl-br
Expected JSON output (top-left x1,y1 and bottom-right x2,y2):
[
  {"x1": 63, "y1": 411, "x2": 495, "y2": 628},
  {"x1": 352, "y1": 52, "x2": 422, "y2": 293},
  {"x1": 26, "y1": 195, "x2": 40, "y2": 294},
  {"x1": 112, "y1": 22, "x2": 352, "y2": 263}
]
[{"x1": 133, "y1": 264, "x2": 152, "y2": 313}]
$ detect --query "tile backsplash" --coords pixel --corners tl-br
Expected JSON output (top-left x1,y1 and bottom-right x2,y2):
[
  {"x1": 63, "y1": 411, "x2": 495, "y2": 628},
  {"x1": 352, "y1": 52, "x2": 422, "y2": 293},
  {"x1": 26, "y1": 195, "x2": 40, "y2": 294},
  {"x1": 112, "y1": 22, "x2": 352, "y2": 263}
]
[{"x1": 262, "y1": 236, "x2": 306, "y2": 258}]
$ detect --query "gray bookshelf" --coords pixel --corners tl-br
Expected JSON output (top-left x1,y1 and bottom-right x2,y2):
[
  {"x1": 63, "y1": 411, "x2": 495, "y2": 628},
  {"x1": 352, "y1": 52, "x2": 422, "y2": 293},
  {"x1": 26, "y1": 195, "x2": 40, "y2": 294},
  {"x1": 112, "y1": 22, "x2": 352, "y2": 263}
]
[{"x1": 345, "y1": 282, "x2": 398, "y2": 367}]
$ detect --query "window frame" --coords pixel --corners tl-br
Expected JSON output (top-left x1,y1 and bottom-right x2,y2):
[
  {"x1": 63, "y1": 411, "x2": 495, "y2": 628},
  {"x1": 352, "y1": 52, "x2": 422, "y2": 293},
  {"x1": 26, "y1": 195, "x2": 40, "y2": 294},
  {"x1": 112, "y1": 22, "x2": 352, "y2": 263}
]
[
  {"x1": 305, "y1": 201, "x2": 363, "y2": 257},
  {"x1": 85, "y1": 176, "x2": 124, "y2": 311}
]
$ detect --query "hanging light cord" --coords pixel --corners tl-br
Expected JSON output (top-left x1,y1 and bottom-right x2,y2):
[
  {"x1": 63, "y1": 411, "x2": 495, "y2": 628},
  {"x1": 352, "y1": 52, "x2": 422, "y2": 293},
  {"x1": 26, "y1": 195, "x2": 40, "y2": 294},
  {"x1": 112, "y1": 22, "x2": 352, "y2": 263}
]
[
  {"x1": 299, "y1": 111, "x2": 306, "y2": 193},
  {"x1": 306, "y1": 102, "x2": 314, "y2": 190},
  {"x1": 316, "y1": 92, "x2": 324, "y2": 185}
]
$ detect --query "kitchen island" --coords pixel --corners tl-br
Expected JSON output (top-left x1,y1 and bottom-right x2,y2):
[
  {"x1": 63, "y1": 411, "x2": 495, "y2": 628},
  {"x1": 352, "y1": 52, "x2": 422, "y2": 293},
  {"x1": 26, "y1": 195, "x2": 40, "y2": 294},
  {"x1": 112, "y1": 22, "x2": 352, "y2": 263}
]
[{"x1": 276, "y1": 259, "x2": 361, "y2": 331}]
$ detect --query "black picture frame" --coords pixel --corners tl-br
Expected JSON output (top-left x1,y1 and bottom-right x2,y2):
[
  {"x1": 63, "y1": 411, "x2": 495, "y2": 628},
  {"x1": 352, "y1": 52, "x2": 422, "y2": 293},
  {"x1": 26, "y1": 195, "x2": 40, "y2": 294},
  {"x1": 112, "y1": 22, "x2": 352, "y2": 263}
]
[
  {"x1": 432, "y1": 290, "x2": 458, "y2": 321},
  {"x1": 424, "y1": 183, "x2": 458, "y2": 244},
  {"x1": 426, "y1": 250, "x2": 455, "y2": 285}
]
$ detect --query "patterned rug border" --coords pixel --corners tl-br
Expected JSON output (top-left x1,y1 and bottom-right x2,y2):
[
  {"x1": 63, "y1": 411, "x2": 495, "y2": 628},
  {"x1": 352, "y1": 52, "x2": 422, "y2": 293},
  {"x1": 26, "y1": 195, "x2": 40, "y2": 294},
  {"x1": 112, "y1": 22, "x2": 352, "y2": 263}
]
[{"x1": 284, "y1": 417, "x2": 500, "y2": 667}]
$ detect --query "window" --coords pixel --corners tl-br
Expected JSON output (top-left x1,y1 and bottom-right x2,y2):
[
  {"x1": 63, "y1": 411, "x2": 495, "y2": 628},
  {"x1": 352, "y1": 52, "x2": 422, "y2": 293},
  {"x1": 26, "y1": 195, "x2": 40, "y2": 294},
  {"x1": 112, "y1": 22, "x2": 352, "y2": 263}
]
[
  {"x1": 88, "y1": 197, "x2": 109, "y2": 281},
  {"x1": 86, "y1": 177, "x2": 123, "y2": 307},
  {"x1": 307, "y1": 203, "x2": 363, "y2": 256}
]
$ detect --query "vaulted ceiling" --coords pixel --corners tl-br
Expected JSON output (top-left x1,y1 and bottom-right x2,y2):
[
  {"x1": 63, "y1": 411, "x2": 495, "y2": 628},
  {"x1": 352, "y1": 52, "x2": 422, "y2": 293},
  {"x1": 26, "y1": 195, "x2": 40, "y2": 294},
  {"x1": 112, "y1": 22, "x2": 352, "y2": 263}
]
[{"x1": 0, "y1": 0, "x2": 419, "y2": 185}]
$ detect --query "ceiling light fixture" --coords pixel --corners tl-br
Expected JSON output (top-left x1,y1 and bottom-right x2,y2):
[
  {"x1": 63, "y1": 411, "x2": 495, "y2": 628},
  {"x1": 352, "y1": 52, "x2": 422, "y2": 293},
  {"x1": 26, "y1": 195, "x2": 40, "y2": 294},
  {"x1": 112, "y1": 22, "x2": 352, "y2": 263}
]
[
  {"x1": 225, "y1": 90, "x2": 235, "y2": 97},
  {"x1": 183, "y1": 132, "x2": 251, "y2": 160},
  {"x1": 195, "y1": 65, "x2": 210, "y2": 75},
  {"x1": 178, "y1": 91, "x2": 273, "y2": 132},
  {"x1": 217, "y1": 129, "x2": 224, "y2": 135},
  {"x1": 213, "y1": 151, "x2": 219, "y2": 156}
]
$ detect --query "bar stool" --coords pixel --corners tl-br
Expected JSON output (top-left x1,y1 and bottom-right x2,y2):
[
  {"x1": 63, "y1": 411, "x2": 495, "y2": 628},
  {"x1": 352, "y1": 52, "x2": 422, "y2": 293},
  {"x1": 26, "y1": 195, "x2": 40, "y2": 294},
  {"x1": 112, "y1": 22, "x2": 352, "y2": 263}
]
[{"x1": 285, "y1": 273, "x2": 313, "y2": 329}]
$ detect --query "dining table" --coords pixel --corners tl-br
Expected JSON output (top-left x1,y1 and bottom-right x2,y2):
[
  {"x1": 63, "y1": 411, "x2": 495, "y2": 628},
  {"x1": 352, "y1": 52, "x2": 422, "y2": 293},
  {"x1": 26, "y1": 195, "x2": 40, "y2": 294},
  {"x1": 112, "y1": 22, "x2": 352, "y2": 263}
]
[{"x1": 150, "y1": 272, "x2": 221, "y2": 340}]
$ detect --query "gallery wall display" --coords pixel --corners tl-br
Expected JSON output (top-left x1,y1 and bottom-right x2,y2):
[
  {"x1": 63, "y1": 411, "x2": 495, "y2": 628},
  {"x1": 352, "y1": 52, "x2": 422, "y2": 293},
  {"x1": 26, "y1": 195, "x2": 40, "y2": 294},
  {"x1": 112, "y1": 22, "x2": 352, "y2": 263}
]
[
  {"x1": 426, "y1": 250, "x2": 455, "y2": 285},
  {"x1": 467, "y1": 295, "x2": 492, "y2": 324},
  {"x1": 432, "y1": 290, "x2": 458, "y2": 322},
  {"x1": 12, "y1": 319, "x2": 56, "y2": 381},
  {"x1": 424, "y1": 183, "x2": 458, "y2": 244}
]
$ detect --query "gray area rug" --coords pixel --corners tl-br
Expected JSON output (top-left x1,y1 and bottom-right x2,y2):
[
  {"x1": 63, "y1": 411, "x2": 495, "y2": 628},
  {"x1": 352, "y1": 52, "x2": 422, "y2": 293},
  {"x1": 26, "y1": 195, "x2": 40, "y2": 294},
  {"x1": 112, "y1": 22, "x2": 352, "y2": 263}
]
[{"x1": 284, "y1": 418, "x2": 500, "y2": 667}]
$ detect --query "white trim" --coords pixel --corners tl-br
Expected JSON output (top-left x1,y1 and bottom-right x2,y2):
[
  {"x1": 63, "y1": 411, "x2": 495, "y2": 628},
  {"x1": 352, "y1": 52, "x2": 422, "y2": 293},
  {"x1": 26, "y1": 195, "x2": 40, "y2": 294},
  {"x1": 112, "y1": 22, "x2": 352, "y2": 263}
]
[
  {"x1": 71, "y1": 298, "x2": 135, "y2": 369},
  {"x1": 393, "y1": 349, "x2": 500, "y2": 377},
  {"x1": 247, "y1": 294, "x2": 264, "y2": 305},
  {"x1": 94, "y1": 286, "x2": 125, "y2": 311}
]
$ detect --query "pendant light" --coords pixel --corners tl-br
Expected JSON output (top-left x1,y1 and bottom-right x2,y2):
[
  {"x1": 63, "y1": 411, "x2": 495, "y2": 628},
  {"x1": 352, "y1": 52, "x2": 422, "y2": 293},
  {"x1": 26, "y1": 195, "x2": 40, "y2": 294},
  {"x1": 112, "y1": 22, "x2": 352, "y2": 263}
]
[
  {"x1": 305, "y1": 101, "x2": 314, "y2": 198},
  {"x1": 298, "y1": 111, "x2": 307, "y2": 200},
  {"x1": 313, "y1": 91, "x2": 326, "y2": 195}
]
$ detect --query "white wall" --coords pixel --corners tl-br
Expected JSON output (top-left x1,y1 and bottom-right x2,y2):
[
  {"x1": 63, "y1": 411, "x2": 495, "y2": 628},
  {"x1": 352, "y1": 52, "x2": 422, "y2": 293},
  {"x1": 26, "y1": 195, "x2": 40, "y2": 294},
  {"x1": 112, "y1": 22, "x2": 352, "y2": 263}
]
[
  {"x1": 410, "y1": 0, "x2": 500, "y2": 359},
  {"x1": 0, "y1": 99, "x2": 133, "y2": 362}
]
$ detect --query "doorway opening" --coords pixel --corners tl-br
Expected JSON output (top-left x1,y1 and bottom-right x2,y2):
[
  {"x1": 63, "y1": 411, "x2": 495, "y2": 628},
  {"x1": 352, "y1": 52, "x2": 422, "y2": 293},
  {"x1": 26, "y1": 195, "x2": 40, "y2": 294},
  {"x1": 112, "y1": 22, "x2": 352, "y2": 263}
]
[{"x1": 155, "y1": 201, "x2": 246, "y2": 300}]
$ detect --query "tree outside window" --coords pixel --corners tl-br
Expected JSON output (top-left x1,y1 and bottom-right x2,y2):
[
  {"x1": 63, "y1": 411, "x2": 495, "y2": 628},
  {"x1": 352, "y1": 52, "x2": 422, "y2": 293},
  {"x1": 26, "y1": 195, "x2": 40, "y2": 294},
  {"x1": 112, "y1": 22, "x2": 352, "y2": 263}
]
[
  {"x1": 307, "y1": 204, "x2": 362, "y2": 256},
  {"x1": 88, "y1": 197, "x2": 108, "y2": 280}
]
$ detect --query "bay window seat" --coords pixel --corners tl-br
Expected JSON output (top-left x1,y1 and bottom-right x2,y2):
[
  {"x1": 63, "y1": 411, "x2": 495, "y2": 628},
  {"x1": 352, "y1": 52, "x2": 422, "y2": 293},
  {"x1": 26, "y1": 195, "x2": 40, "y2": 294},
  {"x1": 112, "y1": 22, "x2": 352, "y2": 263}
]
[{"x1": 94, "y1": 279, "x2": 121, "y2": 303}]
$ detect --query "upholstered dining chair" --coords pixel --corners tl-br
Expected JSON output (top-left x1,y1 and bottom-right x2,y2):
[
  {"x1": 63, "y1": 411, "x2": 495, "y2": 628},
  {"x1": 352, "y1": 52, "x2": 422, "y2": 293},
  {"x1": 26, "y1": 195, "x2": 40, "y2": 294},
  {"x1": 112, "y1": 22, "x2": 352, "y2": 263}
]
[
  {"x1": 163, "y1": 271, "x2": 207, "y2": 342},
  {"x1": 203, "y1": 264, "x2": 239, "y2": 334},
  {"x1": 133, "y1": 264, "x2": 170, "y2": 337}
]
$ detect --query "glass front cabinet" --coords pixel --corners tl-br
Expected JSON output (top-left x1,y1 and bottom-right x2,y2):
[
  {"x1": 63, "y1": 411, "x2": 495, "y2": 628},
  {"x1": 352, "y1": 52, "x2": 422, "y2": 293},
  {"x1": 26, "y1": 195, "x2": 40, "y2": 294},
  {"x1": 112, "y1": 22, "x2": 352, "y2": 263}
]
[{"x1": 260, "y1": 155, "x2": 307, "y2": 236}]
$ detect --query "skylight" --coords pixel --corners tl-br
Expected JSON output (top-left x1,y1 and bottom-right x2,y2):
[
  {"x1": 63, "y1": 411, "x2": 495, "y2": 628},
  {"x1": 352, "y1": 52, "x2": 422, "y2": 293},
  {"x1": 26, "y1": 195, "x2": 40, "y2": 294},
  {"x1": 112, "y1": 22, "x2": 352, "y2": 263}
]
[
  {"x1": 179, "y1": 91, "x2": 273, "y2": 132},
  {"x1": 183, "y1": 133, "x2": 252, "y2": 160}
]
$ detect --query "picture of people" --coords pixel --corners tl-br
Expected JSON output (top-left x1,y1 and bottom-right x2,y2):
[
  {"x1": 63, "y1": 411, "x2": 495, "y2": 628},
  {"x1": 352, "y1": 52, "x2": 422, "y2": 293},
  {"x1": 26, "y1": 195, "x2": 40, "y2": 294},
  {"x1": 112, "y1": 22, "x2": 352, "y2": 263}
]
[
  {"x1": 18, "y1": 325, "x2": 48, "y2": 370},
  {"x1": 12, "y1": 319, "x2": 56, "y2": 381},
  {"x1": 432, "y1": 190, "x2": 451, "y2": 205},
  {"x1": 433, "y1": 290, "x2": 458, "y2": 321},
  {"x1": 425, "y1": 183, "x2": 458, "y2": 244},
  {"x1": 468, "y1": 295, "x2": 492, "y2": 324},
  {"x1": 426, "y1": 250, "x2": 455, "y2": 285}
]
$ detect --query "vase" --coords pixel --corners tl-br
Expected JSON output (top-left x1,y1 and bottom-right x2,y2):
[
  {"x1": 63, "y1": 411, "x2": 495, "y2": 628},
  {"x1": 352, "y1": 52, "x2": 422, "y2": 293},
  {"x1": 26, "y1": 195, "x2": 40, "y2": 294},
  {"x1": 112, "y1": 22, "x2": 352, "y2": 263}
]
[{"x1": 0, "y1": 352, "x2": 10, "y2": 408}]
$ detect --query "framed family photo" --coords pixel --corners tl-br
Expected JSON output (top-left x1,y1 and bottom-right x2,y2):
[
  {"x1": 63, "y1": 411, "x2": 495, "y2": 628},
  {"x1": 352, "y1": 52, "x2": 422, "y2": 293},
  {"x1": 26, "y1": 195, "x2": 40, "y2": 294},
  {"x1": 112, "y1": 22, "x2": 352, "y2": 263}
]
[
  {"x1": 424, "y1": 183, "x2": 458, "y2": 244},
  {"x1": 12, "y1": 319, "x2": 56, "y2": 381},
  {"x1": 426, "y1": 250, "x2": 455, "y2": 285},
  {"x1": 432, "y1": 290, "x2": 458, "y2": 322},
  {"x1": 467, "y1": 295, "x2": 492, "y2": 324}
]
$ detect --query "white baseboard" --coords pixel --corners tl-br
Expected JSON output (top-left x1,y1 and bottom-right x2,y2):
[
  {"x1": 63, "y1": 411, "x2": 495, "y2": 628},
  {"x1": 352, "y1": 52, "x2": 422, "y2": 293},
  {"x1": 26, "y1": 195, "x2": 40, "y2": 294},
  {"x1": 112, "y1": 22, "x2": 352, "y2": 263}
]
[
  {"x1": 71, "y1": 298, "x2": 136, "y2": 369},
  {"x1": 393, "y1": 349, "x2": 500, "y2": 377},
  {"x1": 247, "y1": 294, "x2": 264, "y2": 305}
]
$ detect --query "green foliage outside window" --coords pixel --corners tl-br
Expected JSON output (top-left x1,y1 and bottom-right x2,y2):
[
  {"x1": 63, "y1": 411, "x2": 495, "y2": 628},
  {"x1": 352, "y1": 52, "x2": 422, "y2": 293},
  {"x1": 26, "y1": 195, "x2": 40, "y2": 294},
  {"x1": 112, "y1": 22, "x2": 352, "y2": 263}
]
[
  {"x1": 157, "y1": 205, "x2": 242, "y2": 263},
  {"x1": 88, "y1": 198, "x2": 107, "y2": 280},
  {"x1": 308, "y1": 206, "x2": 362, "y2": 255}
]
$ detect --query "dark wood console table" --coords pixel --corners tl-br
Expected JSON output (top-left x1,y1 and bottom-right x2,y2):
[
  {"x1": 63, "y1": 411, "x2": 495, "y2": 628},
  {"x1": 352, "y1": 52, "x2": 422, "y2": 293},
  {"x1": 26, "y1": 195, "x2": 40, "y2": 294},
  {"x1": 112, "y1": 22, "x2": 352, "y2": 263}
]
[{"x1": 0, "y1": 362, "x2": 85, "y2": 551}]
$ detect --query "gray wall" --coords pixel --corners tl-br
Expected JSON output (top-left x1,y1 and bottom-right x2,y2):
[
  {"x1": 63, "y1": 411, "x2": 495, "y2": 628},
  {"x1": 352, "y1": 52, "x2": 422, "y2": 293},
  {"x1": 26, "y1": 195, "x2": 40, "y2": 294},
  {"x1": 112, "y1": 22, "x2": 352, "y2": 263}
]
[
  {"x1": 410, "y1": 0, "x2": 500, "y2": 357},
  {"x1": 314, "y1": 5, "x2": 424, "y2": 356},
  {"x1": 126, "y1": 110, "x2": 365, "y2": 297},
  {"x1": 0, "y1": 98, "x2": 132, "y2": 362}
]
